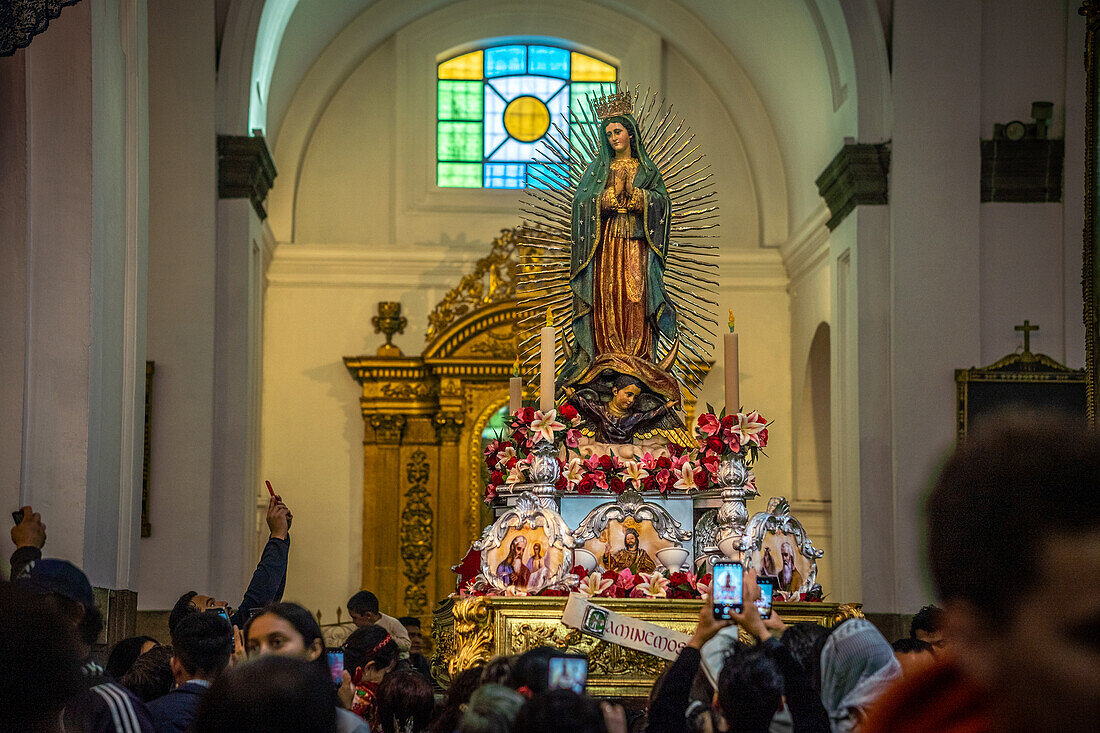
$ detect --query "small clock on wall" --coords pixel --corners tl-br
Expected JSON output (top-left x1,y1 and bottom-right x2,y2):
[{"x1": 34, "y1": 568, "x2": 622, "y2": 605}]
[{"x1": 1002, "y1": 120, "x2": 1027, "y2": 140}]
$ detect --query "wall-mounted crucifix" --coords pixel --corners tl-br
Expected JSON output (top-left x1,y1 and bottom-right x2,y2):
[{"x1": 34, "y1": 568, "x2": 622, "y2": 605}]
[{"x1": 1014, "y1": 319, "x2": 1039, "y2": 353}]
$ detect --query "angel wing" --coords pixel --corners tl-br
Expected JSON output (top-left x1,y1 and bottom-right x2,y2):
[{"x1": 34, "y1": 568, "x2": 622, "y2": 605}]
[{"x1": 513, "y1": 84, "x2": 720, "y2": 398}]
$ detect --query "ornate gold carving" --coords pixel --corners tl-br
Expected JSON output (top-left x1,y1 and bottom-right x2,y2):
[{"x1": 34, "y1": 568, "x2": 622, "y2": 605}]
[
  {"x1": 380, "y1": 382, "x2": 435, "y2": 400},
  {"x1": 509, "y1": 623, "x2": 669, "y2": 678},
  {"x1": 367, "y1": 414, "x2": 406, "y2": 444},
  {"x1": 434, "y1": 412, "x2": 465, "y2": 444},
  {"x1": 373, "y1": 301, "x2": 408, "y2": 357},
  {"x1": 449, "y1": 597, "x2": 495, "y2": 676},
  {"x1": 401, "y1": 450, "x2": 433, "y2": 615},
  {"x1": 829, "y1": 603, "x2": 865, "y2": 626},
  {"x1": 430, "y1": 618, "x2": 455, "y2": 688},
  {"x1": 426, "y1": 229, "x2": 522, "y2": 342},
  {"x1": 467, "y1": 395, "x2": 510, "y2": 542}
]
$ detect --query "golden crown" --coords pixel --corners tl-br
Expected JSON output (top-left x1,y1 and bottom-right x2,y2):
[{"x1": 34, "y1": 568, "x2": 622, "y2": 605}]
[{"x1": 593, "y1": 89, "x2": 634, "y2": 121}]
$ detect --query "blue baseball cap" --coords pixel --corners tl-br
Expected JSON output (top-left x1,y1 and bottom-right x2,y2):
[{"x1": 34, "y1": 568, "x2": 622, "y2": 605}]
[{"x1": 14, "y1": 558, "x2": 96, "y2": 609}]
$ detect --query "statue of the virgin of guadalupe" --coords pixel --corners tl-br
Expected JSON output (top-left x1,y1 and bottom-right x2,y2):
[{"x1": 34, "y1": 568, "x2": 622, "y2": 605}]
[{"x1": 559, "y1": 94, "x2": 684, "y2": 442}]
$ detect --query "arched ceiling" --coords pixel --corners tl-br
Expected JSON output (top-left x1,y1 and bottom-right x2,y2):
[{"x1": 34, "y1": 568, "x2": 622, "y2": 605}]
[{"x1": 253, "y1": 0, "x2": 886, "y2": 241}]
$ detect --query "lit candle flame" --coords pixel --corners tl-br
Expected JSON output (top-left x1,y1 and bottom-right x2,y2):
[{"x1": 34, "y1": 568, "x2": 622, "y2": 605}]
[
  {"x1": 728, "y1": 309, "x2": 735, "y2": 333},
  {"x1": 512, "y1": 357, "x2": 520, "y2": 377}
]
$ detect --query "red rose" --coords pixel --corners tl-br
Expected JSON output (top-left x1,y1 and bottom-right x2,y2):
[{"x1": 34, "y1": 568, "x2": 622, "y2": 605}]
[
  {"x1": 642, "y1": 475, "x2": 657, "y2": 492},
  {"x1": 700, "y1": 455, "x2": 720, "y2": 475},
  {"x1": 693, "y1": 470, "x2": 709, "y2": 490},
  {"x1": 668, "y1": 587, "x2": 694, "y2": 599},
  {"x1": 598, "y1": 454, "x2": 615, "y2": 472},
  {"x1": 721, "y1": 414, "x2": 735, "y2": 429},
  {"x1": 517, "y1": 407, "x2": 535, "y2": 423},
  {"x1": 484, "y1": 485, "x2": 497, "y2": 503},
  {"x1": 510, "y1": 429, "x2": 527, "y2": 445},
  {"x1": 571, "y1": 565, "x2": 587, "y2": 579},
  {"x1": 490, "y1": 471, "x2": 503, "y2": 485},
  {"x1": 577, "y1": 475, "x2": 595, "y2": 494},
  {"x1": 554, "y1": 475, "x2": 568, "y2": 491},
  {"x1": 669, "y1": 572, "x2": 690, "y2": 586},
  {"x1": 609, "y1": 477, "x2": 626, "y2": 494},
  {"x1": 558, "y1": 403, "x2": 579, "y2": 421},
  {"x1": 705, "y1": 436, "x2": 723, "y2": 454}
]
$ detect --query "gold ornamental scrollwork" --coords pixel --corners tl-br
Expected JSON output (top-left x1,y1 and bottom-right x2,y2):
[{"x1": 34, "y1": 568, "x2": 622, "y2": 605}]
[
  {"x1": 380, "y1": 382, "x2": 436, "y2": 400},
  {"x1": 449, "y1": 597, "x2": 495, "y2": 677},
  {"x1": 426, "y1": 228, "x2": 523, "y2": 342},
  {"x1": 510, "y1": 623, "x2": 668, "y2": 678},
  {"x1": 401, "y1": 450, "x2": 433, "y2": 615}
]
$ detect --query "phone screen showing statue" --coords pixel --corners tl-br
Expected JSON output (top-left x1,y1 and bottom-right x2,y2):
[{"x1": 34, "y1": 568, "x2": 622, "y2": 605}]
[
  {"x1": 547, "y1": 655, "x2": 587, "y2": 694},
  {"x1": 327, "y1": 650, "x2": 344, "y2": 686},
  {"x1": 712, "y1": 561, "x2": 743, "y2": 620},
  {"x1": 755, "y1": 579, "x2": 774, "y2": 619}
]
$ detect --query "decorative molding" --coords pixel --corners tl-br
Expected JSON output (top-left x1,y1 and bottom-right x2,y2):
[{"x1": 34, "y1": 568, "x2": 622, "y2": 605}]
[
  {"x1": 367, "y1": 414, "x2": 407, "y2": 444},
  {"x1": 401, "y1": 450, "x2": 434, "y2": 615},
  {"x1": 979, "y1": 139, "x2": 1064, "y2": 203},
  {"x1": 712, "y1": 249, "x2": 789, "y2": 292},
  {"x1": 779, "y1": 204, "x2": 831, "y2": 289},
  {"x1": 217, "y1": 134, "x2": 277, "y2": 219},
  {"x1": 433, "y1": 412, "x2": 465, "y2": 444},
  {"x1": 815, "y1": 143, "x2": 891, "y2": 230},
  {"x1": 266, "y1": 243, "x2": 472, "y2": 288}
]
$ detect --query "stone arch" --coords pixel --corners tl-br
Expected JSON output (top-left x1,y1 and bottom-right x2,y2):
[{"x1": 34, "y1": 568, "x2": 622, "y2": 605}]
[{"x1": 795, "y1": 322, "x2": 831, "y2": 502}]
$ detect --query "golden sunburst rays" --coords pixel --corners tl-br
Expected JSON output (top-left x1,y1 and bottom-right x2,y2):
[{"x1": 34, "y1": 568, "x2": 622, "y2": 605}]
[{"x1": 514, "y1": 83, "x2": 720, "y2": 398}]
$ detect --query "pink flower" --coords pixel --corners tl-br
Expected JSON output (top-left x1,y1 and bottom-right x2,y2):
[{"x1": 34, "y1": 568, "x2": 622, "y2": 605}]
[
  {"x1": 697, "y1": 413, "x2": 721, "y2": 437},
  {"x1": 732, "y1": 411, "x2": 768, "y2": 447},
  {"x1": 612, "y1": 569, "x2": 636, "y2": 593},
  {"x1": 565, "y1": 428, "x2": 581, "y2": 448},
  {"x1": 530, "y1": 409, "x2": 566, "y2": 443}
]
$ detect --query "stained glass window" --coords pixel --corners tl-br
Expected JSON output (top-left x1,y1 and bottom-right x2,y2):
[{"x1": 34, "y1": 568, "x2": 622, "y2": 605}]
[{"x1": 436, "y1": 42, "x2": 617, "y2": 189}]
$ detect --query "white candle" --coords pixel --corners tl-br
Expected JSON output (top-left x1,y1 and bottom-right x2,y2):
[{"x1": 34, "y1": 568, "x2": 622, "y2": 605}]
[
  {"x1": 540, "y1": 309, "x2": 555, "y2": 413},
  {"x1": 724, "y1": 310, "x2": 739, "y2": 414},
  {"x1": 509, "y1": 358, "x2": 522, "y2": 414}
]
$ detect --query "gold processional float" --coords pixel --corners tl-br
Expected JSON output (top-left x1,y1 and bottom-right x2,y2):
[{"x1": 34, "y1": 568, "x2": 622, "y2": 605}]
[{"x1": 348, "y1": 85, "x2": 861, "y2": 699}]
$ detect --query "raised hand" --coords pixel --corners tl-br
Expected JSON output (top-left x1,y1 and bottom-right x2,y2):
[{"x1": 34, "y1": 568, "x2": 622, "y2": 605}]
[
  {"x1": 11, "y1": 505, "x2": 46, "y2": 549},
  {"x1": 266, "y1": 496, "x2": 291, "y2": 540}
]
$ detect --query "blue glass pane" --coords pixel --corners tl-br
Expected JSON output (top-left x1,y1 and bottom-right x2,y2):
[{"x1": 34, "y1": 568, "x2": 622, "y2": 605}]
[
  {"x1": 528, "y1": 46, "x2": 569, "y2": 78},
  {"x1": 488, "y1": 137, "x2": 539, "y2": 163},
  {"x1": 486, "y1": 46, "x2": 526, "y2": 77},
  {"x1": 484, "y1": 163, "x2": 526, "y2": 189},
  {"x1": 528, "y1": 163, "x2": 568, "y2": 189}
]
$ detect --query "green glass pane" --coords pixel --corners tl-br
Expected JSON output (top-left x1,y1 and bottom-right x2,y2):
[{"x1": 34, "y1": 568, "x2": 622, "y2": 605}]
[
  {"x1": 438, "y1": 80, "x2": 483, "y2": 121},
  {"x1": 437, "y1": 162, "x2": 482, "y2": 188},
  {"x1": 438, "y1": 121, "x2": 482, "y2": 162},
  {"x1": 570, "y1": 82, "x2": 617, "y2": 120}
]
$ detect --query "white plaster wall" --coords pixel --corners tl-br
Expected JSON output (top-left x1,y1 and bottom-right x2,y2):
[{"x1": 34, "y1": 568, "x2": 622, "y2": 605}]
[{"x1": 139, "y1": 0, "x2": 219, "y2": 609}]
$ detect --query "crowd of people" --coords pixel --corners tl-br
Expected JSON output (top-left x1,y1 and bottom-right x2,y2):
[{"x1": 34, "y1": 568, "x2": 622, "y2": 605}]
[{"x1": 3, "y1": 413, "x2": 1098, "y2": 732}]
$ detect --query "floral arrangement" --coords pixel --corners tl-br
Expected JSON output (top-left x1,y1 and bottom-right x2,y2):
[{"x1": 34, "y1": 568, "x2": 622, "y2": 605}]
[
  {"x1": 483, "y1": 405, "x2": 769, "y2": 501},
  {"x1": 459, "y1": 566, "x2": 713, "y2": 599}
]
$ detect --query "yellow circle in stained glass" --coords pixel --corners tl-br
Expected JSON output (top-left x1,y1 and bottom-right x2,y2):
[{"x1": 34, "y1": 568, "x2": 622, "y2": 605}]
[{"x1": 503, "y1": 95, "x2": 550, "y2": 142}]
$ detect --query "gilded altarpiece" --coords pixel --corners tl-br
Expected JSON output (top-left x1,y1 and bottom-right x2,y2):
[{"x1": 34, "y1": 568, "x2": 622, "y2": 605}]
[{"x1": 344, "y1": 230, "x2": 528, "y2": 623}]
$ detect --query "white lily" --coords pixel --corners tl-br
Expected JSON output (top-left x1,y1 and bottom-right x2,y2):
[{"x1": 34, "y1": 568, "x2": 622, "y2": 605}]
[
  {"x1": 635, "y1": 572, "x2": 670, "y2": 598},
  {"x1": 733, "y1": 411, "x2": 768, "y2": 445},
  {"x1": 673, "y1": 462, "x2": 696, "y2": 492},
  {"x1": 579, "y1": 573, "x2": 614, "y2": 597},
  {"x1": 497, "y1": 445, "x2": 517, "y2": 464},
  {"x1": 505, "y1": 459, "x2": 527, "y2": 486},
  {"x1": 529, "y1": 409, "x2": 566, "y2": 443},
  {"x1": 564, "y1": 457, "x2": 585, "y2": 485},
  {"x1": 622, "y1": 460, "x2": 650, "y2": 488}
]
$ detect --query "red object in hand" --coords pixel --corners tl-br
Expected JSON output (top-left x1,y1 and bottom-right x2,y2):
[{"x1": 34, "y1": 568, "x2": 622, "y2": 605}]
[{"x1": 265, "y1": 480, "x2": 276, "y2": 498}]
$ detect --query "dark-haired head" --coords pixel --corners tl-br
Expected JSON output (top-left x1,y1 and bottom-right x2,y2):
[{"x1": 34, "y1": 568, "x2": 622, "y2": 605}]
[
  {"x1": 429, "y1": 663, "x2": 486, "y2": 733},
  {"x1": 169, "y1": 591, "x2": 199, "y2": 636},
  {"x1": 925, "y1": 412, "x2": 1100, "y2": 728},
  {"x1": 908, "y1": 604, "x2": 945, "y2": 649},
  {"x1": 717, "y1": 644, "x2": 783, "y2": 733},
  {"x1": 511, "y1": 646, "x2": 558, "y2": 695},
  {"x1": 514, "y1": 689, "x2": 607, "y2": 733},
  {"x1": 106, "y1": 635, "x2": 161, "y2": 680},
  {"x1": 611, "y1": 374, "x2": 644, "y2": 393},
  {"x1": 780, "y1": 622, "x2": 831, "y2": 680},
  {"x1": 344, "y1": 624, "x2": 399, "y2": 684},
  {"x1": 191, "y1": 655, "x2": 338, "y2": 733},
  {"x1": 244, "y1": 601, "x2": 330, "y2": 681},
  {"x1": 0, "y1": 582, "x2": 85, "y2": 731},
  {"x1": 120, "y1": 644, "x2": 174, "y2": 702},
  {"x1": 377, "y1": 670, "x2": 434, "y2": 733},
  {"x1": 171, "y1": 611, "x2": 234, "y2": 679}
]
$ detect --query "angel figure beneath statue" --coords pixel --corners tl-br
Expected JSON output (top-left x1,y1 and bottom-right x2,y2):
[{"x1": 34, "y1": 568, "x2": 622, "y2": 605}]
[{"x1": 565, "y1": 373, "x2": 678, "y2": 445}]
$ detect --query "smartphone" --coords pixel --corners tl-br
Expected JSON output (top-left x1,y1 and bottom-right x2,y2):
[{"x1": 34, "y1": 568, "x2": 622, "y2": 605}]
[
  {"x1": 12, "y1": 510, "x2": 24, "y2": 525},
  {"x1": 546, "y1": 653, "x2": 587, "y2": 694},
  {"x1": 327, "y1": 649, "x2": 345, "y2": 687},
  {"x1": 711, "y1": 560, "x2": 743, "y2": 620},
  {"x1": 755, "y1": 577, "x2": 774, "y2": 620},
  {"x1": 204, "y1": 606, "x2": 233, "y2": 629}
]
